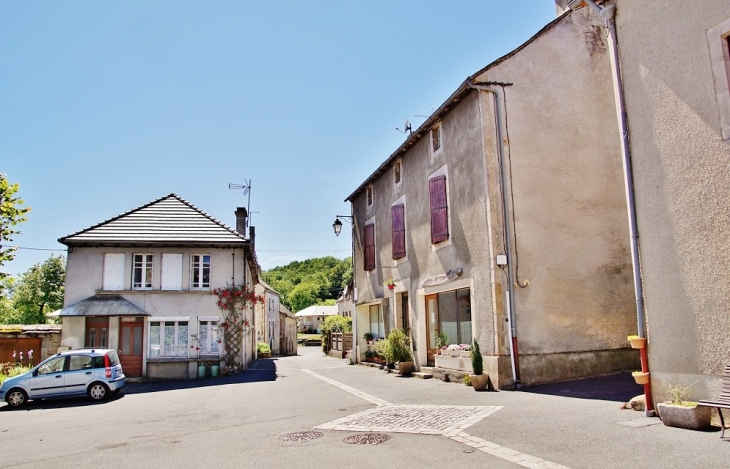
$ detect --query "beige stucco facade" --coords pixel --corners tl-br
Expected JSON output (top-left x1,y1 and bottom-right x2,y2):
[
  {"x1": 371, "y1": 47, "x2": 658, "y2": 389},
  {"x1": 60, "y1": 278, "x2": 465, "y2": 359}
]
[
  {"x1": 255, "y1": 282, "x2": 281, "y2": 355},
  {"x1": 348, "y1": 8, "x2": 639, "y2": 388},
  {"x1": 61, "y1": 246, "x2": 256, "y2": 379},
  {"x1": 599, "y1": 0, "x2": 730, "y2": 402}
]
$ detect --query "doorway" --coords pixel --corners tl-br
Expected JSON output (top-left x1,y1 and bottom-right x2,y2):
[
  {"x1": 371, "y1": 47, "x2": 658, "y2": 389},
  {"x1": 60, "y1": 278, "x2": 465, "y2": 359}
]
[
  {"x1": 119, "y1": 317, "x2": 144, "y2": 377},
  {"x1": 85, "y1": 317, "x2": 109, "y2": 348}
]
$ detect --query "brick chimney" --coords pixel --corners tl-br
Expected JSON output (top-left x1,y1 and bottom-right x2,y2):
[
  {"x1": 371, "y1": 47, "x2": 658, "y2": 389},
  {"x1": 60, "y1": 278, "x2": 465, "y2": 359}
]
[{"x1": 235, "y1": 207, "x2": 248, "y2": 235}]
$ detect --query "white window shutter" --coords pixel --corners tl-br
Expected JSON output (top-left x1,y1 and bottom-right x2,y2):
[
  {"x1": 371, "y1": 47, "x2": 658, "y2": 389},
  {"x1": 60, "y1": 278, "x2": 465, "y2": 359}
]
[
  {"x1": 161, "y1": 253, "x2": 183, "y2": 290},
  {"x1": 103, "y1": 253, "x2": 125, "y2": 290}
]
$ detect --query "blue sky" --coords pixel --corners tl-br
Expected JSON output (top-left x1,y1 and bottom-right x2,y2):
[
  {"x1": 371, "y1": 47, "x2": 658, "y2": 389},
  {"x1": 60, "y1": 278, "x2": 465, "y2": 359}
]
[{"x1": 1, "y1": 1, "x2": 556, "y2": 277}]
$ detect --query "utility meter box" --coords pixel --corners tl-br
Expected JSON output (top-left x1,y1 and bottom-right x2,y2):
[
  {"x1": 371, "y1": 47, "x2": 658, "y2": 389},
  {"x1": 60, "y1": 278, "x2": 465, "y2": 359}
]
[{"x1": 496, "y1": 254, "x2": 508, "y2": 266}]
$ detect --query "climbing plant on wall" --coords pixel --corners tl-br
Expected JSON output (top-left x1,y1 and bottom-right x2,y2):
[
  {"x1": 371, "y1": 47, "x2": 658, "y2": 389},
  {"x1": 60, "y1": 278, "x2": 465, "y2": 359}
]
[{"x1": 212, "y1": 284, "x2": 264, "y2": 367}]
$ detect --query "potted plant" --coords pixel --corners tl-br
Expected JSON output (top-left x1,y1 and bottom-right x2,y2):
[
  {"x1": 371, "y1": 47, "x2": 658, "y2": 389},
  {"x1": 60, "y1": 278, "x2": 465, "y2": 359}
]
[
  {"x1": 383, "y1": 278, "x2": 396, "y2": 291},
  {"x1": 632, "y1": 370, "x2": 650, "y2": 385},
  {"x1": 627, "y1": 334, "x2": 646, "y2": 349},
  {"x1": 469, "y1": 338, "x2": 489, "y2": 391},
  {"x1": 436, "y1": 331, "x2": 449, "y2": 354},
  {"x1": 388, "y1": 328, "x2": 413, "y2": 376},
  {"x1": 375, "y1": 337, "x2": 394, "y2": 369},
  {"x1": 657, "y1": 382, "x2": 711, "y2": 430},
  {"x1": 257, "y1": 342, "x2": 271, "y2": 358},
  {"x1": 190, "y1": 334, "x2": 206, "y2": 378},
  {"x1": 364, "y1": 332, "x2": 374, "y2": 344}
]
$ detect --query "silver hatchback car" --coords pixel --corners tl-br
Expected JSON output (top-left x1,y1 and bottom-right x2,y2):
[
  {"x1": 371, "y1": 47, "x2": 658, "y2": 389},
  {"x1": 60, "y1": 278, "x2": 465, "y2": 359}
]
[{"x1": 0, "y1": 349, "x2": 125, "y2": 408}]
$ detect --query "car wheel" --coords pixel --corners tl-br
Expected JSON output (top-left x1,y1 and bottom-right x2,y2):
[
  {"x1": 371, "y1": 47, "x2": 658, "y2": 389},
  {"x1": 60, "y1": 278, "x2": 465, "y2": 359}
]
[
  {"x1": 6, "y1": 389, "x2": 27, "y2": 408},
  {"x1": 88, "y1": 382, "x2": 109, "y2": 401},
  {"x1": 112, "y1": 388, "x2": 121, "y2": 396}
]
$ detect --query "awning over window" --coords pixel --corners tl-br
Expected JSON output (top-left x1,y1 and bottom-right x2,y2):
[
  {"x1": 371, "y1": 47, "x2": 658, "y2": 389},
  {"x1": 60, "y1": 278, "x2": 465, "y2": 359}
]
[{"x1": 58, "y1": 295, "x2": 150, "y2": 317}]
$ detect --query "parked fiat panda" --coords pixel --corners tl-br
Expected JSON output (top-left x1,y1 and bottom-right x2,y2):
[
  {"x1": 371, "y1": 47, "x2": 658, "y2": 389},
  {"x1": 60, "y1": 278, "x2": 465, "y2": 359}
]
[{"x1": 0, "y1": 349, "x2": 125, "y2": 408}]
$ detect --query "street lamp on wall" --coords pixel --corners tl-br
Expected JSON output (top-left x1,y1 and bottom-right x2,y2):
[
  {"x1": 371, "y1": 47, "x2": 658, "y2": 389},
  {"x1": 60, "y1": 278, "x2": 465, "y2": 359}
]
[{"x1": 332, "y1": 215, "x2": 353, "y2": 237}]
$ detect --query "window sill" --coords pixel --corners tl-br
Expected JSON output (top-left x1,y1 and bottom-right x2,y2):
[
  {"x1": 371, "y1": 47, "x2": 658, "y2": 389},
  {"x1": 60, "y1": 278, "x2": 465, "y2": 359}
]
[
  {"x1": 97, "y1": 289, "x2": 211, "y2": 295},
  {"x1": 147, "y1": 355, "x2": 221, "y2": 363}
]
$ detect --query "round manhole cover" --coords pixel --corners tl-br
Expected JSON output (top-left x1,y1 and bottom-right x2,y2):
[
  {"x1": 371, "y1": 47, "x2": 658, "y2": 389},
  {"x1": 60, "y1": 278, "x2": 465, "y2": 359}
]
[
  {"x1": 279, "y1": 431, "x2": 324, "y2": 442},
  {"x1": 343, "y1": 433, "x2": 391, "y2": 445}
]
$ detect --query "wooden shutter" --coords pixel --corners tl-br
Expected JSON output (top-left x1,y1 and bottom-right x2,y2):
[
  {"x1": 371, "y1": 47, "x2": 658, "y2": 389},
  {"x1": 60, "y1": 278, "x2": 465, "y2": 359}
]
[
  {"x1": 429, "y1": 175, "x2": 449, "y2": 244},
  {"x1": 161, "y1": 253, "x2": 183, "y2": 290},
  {"x1": 103, "y1": 253, "x2": 125, "y2": 290},
  {"x1": 364, "y1": 223, "x2": 375, "y2": 271},
  {"x1": 391, "y1": 204, "x2": 406, "y2": 259}
]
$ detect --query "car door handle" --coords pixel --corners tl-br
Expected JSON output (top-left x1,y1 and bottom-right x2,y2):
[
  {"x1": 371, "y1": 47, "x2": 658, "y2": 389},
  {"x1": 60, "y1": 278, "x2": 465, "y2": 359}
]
[
  {"x1": 55, "y1": 375, "x2": 62, "y2": 378},
  {"x1": 86, "y1": 372, "x2": 92, "y2": 375}
]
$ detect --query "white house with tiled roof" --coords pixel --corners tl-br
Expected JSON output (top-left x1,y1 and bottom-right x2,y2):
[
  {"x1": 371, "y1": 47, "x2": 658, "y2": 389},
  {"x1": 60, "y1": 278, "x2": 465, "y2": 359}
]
[{"x1": 57, "y1": 194, "x2": 260, "y2": 379}]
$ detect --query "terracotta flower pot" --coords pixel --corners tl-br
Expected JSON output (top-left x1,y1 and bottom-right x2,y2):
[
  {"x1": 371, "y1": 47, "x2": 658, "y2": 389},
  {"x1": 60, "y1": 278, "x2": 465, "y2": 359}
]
[
  {"x1": 632, "y1": 371, "x2": 650, "y2": 385},
  {"x1": 470, "y1": 373, "x2": 489, "y2": 391},
  {"x1": 397, "y1": 361, "x2": 413, "y2": 376},
  {"x1": 629, "y1": 337, "x2": 646, "y2": 349}
]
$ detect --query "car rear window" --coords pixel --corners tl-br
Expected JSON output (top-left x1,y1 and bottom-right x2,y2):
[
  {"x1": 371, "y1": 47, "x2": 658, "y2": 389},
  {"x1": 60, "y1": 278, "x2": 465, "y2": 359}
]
[{"x1": 106, "y1": 351, "x2": 120, "y2": 366}]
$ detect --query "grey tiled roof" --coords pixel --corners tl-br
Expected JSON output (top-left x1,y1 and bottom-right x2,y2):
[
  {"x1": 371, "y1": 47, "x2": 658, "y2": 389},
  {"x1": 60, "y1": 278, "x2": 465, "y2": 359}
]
[
  {"x1": 58, "y1": 295, "x2": 150, "y2": 317},
  {"x1": 59, "y1": 193, "x2": 247, "y2": 246}
]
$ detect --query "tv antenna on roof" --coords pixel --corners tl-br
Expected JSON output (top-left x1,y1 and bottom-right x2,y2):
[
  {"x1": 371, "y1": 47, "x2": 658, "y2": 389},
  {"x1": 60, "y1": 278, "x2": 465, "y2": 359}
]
[
  {"x1": 229, "y1": 179, "x2": 252, "y2": 228},
  {"x1": 396, "y1": 119, "x2": 412, "y2": 135}
]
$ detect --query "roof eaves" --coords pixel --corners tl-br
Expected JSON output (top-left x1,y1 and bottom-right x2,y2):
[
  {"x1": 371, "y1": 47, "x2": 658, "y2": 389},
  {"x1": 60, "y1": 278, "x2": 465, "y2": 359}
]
[{"x1": 344, "y1": 10, "x2": 571, "y2": 203}]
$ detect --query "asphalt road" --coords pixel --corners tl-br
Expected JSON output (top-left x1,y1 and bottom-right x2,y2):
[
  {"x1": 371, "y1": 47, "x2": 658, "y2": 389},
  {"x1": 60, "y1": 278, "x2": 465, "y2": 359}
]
[{"x1": 1, "y1": 347, "x2": 728, "y2": 469}]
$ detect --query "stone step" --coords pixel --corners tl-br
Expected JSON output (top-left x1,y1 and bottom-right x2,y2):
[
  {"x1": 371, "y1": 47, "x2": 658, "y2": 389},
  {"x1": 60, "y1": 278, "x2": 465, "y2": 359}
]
[{"x1": 414, "y1": 372, "x2": 433, "y2": 379}]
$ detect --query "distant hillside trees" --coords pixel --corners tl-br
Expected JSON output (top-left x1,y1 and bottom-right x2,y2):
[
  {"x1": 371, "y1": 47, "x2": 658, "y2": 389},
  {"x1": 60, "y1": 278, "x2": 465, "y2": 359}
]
[{"x1": 261, "y1": 256, "x2": 351, "y2": 312}]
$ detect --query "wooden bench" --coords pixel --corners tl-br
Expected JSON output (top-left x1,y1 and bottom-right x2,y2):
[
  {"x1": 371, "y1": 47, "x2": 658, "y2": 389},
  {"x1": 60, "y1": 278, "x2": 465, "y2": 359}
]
[{"x1": 699, "y1": 364, "x2": 730, "y2": 438}]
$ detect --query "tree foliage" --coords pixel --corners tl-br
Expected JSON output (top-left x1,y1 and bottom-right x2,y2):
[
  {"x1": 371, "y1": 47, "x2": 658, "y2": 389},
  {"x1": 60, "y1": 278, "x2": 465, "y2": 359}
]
[
  {"x1": 261, "y1": 256, "x2": 352, "y2": 312},
  {"x1": 0, "y1": 174, "x2": 31, "y2": 279},
  {"x1": 0, "y1": 255, "x2": 66, "y2": 325}
]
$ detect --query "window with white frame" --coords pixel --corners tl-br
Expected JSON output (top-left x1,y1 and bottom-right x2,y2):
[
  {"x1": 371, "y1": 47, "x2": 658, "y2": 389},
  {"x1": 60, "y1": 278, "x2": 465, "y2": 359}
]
[
  {"x1": 366, "y1": 185, "x2": 373, "y2": 207},
  {"x1": 190, "y1": 254, "x2": 211, "y2": 289},
  {"x1": 132, "y1": 254, "x2": 153, "y2": 290},
  {"x1": 198, "y1": 320, "x2": 220, "y2": 355},
  {"x1": 148, "y1": 320, "x2": 188, "y2": 357}
]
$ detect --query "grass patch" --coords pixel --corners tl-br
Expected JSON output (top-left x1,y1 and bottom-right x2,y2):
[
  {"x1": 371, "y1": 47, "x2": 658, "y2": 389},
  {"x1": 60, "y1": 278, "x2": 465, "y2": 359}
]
[{"x1": 297, "y1": 333, "x2": 320, "y2": 341}]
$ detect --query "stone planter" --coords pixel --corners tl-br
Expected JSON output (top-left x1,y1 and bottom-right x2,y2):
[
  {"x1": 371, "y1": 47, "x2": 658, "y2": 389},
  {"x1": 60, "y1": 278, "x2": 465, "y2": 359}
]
[
  {"x1": 258, "y1": 352, "x2": 271, "y2": 358},
  {"x1": 657, "y1": 403, "x2": 712, "y2": 430},
  {"x1": 470, "y1": 373, "x2": 489, "y2": 391},
  {"x1": 459, "y1": 351, "x2": 472, "y2": 358},
  {"x1": 397, "y1": 361, "x2": 413, "y2": 376}
]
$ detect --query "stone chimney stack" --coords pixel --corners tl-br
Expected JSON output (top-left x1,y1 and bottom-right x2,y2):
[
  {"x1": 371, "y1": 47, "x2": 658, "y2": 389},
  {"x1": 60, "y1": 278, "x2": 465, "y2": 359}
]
[
  {"x1": 249, "y1": 226, "x2": 255, "y2": 250},
  {"x1": 235, "y1": 207, "x2": 248, "y2": 235}
]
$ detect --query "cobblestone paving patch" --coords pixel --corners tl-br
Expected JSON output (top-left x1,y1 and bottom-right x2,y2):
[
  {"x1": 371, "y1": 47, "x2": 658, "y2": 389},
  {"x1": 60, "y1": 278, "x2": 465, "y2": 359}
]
[
  {"x1": 279, "y1": 431, "x2": 324, "y2": 442},
  {"x1": 316, "y1": 404, "x2": 502, "y2": 435},
  {"x1": 342, "y1": 433, "x2": 391, "y2": 445}
]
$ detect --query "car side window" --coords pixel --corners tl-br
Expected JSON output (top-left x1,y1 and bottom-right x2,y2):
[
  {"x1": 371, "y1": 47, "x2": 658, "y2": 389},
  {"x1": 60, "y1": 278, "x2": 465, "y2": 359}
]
[
  {"x1": 37, "y1": 357, "x2": 66, "y2": 375},
  {"x1": 68, "y1": 356, "x2": 93, "y2": 371}
]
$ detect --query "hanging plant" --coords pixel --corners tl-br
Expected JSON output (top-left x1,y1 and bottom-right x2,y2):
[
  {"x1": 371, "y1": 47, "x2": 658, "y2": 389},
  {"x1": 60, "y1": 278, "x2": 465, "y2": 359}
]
[{"x1": 212, "y1": 284, "x2": 264, "y2": 367}]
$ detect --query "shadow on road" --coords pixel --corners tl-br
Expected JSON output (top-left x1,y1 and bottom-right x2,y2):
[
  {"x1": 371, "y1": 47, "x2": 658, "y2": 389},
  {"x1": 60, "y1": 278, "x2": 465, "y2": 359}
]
[
  {"x1": 522, "y1": 372, "x2": 643, "y2": 403},
  {"x1": 0, "y1": 358, "x2": 279, "y2": 411},
  {"x1": 124, "y1": 358, "x2": 278, "y2": 395}
]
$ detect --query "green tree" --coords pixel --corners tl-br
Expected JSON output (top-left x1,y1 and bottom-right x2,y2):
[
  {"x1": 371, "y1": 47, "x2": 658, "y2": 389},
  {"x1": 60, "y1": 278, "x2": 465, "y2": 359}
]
[
  {"x1": 10, "y1": 255, "x2": 66, "y2": 324},
  {"x1": 0, "y1": 277, "x2": 19, "y2": 324},
  {"x1": 0, "y1": 174, "x2": 31, "y2": 279},
  {"x1": 288, "y1": 281, "x2": 320, "y2": 313},
  {"x1": 261, "y1": 256, "x2": 352, "y2": 311}
]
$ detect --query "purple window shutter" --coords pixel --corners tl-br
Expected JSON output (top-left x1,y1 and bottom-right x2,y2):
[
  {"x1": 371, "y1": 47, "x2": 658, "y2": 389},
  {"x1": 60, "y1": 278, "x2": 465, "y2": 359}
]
[
  {"x1": 364, "y1": 224, "x2": 375, "y2": 271},
  {"x1": 391, "y1": 204, "x2": 406, "y2": 260},
  {"x1": 429, "y1": 175, "x2": 449, "y2": 244}
]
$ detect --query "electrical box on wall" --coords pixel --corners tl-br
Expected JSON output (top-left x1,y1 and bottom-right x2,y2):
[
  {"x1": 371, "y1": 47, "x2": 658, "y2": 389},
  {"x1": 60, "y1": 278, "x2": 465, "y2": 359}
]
[{"x1": 496, "y1": 255, "x2": 508, "y2": 267}]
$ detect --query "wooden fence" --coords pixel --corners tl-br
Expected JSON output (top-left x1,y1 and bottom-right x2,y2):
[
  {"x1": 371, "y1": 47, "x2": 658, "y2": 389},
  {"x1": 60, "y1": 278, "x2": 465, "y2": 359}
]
[{"x1": 328, "y1": 332, "x2": 353, "y2": 358}]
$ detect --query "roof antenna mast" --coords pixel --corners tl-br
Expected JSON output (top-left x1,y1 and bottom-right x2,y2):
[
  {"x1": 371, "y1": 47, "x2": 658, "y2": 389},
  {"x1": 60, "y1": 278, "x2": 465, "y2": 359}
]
[{"x1": 229, "y1": 179, "x2": 252, "y2": 228}]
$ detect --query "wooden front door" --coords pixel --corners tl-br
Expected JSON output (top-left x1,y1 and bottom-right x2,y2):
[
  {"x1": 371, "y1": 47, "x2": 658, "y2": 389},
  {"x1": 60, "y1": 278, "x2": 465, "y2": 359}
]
[
  {"x1": 425, "y1": 294, "x2": 439, "y2": 366},
  {"x1": 86, "y1": 317, "x2": 109, "y2": 348},
  {"x1": 119, "y1": 317, "x2": 144, "y2": 377}
]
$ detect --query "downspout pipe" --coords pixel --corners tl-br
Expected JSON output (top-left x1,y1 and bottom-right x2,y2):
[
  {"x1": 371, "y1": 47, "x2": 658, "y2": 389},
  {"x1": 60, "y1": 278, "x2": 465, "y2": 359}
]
[
  {"x1": 568, "y1": 0, "x2": 652, "y2": 414},
  {"x1": 468, "y1": 81, "x2": 521, "y2": 389}
]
